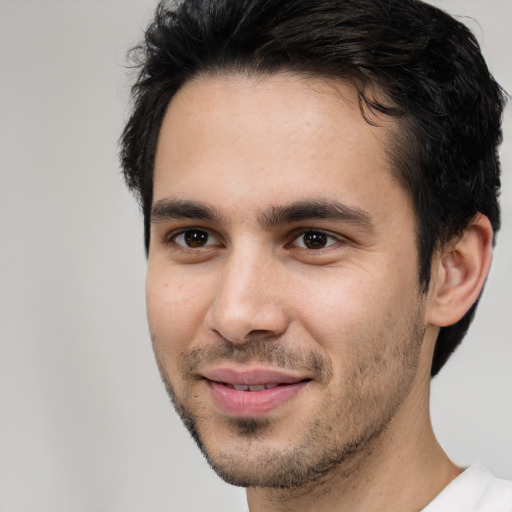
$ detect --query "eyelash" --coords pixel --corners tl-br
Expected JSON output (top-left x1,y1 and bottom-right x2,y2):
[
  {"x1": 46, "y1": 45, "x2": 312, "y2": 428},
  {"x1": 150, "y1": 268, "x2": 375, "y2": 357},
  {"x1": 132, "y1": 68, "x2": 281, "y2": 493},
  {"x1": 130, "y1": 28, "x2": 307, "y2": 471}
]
[
  {"x1": 288, "y1": 229, "x2": 341, "y2": 250},
  {"x1": 167, "y1": 227, "x2": 345, "y2": 251},
  {"x1": 167, "y1": 228, "x2": 220, "y2": 249}
]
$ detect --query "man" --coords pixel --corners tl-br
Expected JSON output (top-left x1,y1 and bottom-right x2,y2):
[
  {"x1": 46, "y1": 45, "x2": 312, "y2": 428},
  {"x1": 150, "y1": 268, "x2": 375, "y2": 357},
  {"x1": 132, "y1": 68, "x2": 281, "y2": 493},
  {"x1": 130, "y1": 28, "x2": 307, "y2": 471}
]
[{"x1": 120, "y1": 0, "x2": 511, "y2": 510}]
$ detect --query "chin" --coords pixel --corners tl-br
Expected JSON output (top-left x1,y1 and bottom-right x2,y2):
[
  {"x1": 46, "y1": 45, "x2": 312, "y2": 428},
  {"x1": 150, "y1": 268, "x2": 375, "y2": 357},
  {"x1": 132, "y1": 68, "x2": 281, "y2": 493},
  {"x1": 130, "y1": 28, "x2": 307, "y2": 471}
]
[{"x1": 183, "y1": 410, "x2": 385, "y2": 490}]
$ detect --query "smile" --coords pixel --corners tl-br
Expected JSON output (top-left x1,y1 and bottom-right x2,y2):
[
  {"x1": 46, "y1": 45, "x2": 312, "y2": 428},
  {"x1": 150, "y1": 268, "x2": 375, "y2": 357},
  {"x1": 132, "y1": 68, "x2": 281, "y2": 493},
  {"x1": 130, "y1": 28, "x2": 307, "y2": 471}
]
[
  {"x1": 202, "y1": 367, "x2": 311, "y2": 416},
  {"x1": 224, "y1": 383, "x2": 281, "y2": 391}
]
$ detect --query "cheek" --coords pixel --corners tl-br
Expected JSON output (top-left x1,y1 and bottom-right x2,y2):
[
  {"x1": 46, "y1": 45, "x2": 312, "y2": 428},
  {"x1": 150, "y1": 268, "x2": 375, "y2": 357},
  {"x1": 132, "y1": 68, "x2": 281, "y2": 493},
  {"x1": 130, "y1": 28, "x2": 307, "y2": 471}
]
[
  {"x1": 145, "y1": 266, "x2": 212, "y2": 356},
  {"x1": 292, "y1": 263, "x2": 418, "y2": 354}
]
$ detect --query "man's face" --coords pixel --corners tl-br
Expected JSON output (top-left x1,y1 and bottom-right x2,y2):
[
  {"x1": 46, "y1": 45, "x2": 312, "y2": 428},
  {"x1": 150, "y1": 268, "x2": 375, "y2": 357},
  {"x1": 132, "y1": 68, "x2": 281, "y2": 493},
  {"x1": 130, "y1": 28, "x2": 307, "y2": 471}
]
[{"x1": 147, "y1": 73, "x2": 435, "y2": 488}]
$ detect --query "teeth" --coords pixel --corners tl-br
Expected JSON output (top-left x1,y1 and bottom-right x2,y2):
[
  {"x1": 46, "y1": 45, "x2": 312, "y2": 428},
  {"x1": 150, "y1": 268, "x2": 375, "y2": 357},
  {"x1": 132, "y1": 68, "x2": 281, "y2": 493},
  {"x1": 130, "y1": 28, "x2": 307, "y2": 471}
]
[{"x1": 227, "y1": 383, "x2": 281, "y2": 391}]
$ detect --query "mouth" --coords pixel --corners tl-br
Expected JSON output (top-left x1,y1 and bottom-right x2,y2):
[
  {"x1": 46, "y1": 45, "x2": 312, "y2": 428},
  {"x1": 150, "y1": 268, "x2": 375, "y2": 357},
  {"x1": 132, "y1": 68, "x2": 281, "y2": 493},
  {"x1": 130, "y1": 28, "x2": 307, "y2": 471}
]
[
  {"x1": 222, "y1": 382, "x2": 298, "y2": 391},
  {"x1": 202, "y1": 367, "x2": 311, "y2": 417}
]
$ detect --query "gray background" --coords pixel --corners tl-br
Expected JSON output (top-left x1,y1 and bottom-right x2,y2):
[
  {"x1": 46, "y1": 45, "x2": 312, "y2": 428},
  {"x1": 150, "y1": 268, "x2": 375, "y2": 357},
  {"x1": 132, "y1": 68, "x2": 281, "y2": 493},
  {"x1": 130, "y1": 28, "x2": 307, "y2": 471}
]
[{"x1": 0, "y1": 0, "x2": 510, "y2": 510}]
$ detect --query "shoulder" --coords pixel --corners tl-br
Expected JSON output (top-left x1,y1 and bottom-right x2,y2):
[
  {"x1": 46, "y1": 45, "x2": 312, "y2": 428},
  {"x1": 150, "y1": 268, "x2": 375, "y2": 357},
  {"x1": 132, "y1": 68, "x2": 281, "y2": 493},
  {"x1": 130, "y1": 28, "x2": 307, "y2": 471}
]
[{"x1": 422, "y1": 466, "x2": 512, "y2": 512}]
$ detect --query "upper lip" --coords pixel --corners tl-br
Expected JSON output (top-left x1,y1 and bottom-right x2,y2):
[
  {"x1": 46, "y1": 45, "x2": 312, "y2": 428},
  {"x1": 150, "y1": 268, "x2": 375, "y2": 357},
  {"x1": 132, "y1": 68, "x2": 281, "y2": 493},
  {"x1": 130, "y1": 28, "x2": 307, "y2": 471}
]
[{"x1": 202, "y1": 366, "x2": 310, "y2": 386}]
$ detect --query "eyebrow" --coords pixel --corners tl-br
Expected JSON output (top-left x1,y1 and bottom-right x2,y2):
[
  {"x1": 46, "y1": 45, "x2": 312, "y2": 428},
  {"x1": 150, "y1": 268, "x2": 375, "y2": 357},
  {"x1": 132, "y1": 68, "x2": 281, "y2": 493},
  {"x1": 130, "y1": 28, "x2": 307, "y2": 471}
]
[
  {"x1": 151, "y1": 199, "x2": 221, "y2": 223},
  {"x1": 151, "y1": 198, "x2": 374, "y2": 230},
  {"x1": 259, "y1": 199, "x2": 374, "y2": 230}
]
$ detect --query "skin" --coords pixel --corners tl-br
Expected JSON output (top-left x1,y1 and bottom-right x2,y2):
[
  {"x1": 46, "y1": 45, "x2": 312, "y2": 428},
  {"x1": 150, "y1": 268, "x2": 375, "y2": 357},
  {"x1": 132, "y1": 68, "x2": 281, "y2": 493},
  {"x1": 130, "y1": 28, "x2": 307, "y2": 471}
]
[{"x1": 146, "y1": 72, "x2": 486, "y2": 511}]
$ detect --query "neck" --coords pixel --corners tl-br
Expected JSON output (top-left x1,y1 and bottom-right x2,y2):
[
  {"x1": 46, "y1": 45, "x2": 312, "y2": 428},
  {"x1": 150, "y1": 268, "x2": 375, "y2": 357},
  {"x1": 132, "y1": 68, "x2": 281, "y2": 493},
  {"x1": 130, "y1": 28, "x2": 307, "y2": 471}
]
[{"x1": 246, "y1": 372, "x2": 461, "y2": 512}]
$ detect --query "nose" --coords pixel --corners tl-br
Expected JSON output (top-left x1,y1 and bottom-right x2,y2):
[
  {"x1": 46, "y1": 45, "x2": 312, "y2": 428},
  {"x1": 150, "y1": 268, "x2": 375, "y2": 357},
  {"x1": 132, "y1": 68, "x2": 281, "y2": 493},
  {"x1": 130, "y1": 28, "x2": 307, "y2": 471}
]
[{"x1": 205, "y1": 249, "x2": 290, "y2": 344}]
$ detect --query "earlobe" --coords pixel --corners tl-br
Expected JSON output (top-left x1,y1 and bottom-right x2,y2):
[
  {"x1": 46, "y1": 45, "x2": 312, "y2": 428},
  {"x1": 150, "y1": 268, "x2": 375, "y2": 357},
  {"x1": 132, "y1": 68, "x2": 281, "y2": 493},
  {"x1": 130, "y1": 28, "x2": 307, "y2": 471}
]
[{"x1": 427, "y1": 214, "x2": 494, "y2": 327}]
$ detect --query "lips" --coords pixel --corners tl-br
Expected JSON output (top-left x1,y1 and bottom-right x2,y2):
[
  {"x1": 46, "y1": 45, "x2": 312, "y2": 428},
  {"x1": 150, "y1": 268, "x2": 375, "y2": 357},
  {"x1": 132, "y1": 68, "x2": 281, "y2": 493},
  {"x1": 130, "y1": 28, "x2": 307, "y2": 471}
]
[{"x1": 202, "y1": 366, "x2": 310, "y2": 417}]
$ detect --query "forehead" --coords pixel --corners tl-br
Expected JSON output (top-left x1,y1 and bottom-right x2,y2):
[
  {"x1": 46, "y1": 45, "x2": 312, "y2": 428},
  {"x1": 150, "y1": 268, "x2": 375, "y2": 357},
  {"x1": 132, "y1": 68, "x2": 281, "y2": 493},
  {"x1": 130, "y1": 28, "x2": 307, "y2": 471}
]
[{"x1": 153, "y1": 72, "x2": 408, "y2": 221}]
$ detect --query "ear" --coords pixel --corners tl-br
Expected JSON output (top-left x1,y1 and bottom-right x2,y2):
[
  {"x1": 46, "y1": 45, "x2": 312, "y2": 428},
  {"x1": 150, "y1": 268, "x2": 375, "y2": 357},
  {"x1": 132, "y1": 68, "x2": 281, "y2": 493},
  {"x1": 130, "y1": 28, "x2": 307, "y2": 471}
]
[{"x1": 427, "y1": 214, "x2": 494, "y2": 327}]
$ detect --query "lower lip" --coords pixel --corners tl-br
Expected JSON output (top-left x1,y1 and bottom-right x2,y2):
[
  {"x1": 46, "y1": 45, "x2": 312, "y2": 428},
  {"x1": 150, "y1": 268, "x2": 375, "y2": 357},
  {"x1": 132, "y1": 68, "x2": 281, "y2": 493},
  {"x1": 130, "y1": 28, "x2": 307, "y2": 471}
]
[{"x1": 207, "y1": 380, "x2": 309, "y2": 417}]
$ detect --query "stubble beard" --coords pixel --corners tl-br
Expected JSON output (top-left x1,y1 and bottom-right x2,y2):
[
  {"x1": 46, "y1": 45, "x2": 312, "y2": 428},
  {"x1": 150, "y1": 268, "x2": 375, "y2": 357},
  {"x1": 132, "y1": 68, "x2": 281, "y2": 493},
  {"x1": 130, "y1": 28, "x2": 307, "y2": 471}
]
[{"x1": 153, "y1": 310, "x2": 426, "y2": 490}]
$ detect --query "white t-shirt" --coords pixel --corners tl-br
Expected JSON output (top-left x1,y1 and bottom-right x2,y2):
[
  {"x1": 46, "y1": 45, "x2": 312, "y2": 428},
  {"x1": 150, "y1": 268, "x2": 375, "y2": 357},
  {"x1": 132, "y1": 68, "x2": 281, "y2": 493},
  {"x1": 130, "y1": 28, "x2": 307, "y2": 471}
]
[{"x1": 422, "y1": 466, "x2": 512, "y2": 511}]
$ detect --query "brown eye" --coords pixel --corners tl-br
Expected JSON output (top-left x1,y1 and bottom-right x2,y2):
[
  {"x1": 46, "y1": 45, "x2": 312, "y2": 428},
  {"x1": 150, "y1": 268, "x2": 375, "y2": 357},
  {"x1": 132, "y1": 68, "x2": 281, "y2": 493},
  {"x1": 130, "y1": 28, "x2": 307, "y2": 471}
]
[
  {"x1": 301, "y1": 231, "x2": 328, "y2": 249},
  {"x1": 290, "y1": 230, "x2": 341, "y2": 250},
  {"x1": 174, "y1": 229, "x2": 214, "y2": 248}
]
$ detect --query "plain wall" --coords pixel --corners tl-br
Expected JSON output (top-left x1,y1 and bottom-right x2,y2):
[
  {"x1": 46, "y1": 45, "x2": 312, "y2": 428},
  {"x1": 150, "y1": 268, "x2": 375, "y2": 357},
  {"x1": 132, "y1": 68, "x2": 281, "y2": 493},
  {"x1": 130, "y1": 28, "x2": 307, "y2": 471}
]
[{"x1": 0, "y1": 1, "x2": 510, "y2": 510}]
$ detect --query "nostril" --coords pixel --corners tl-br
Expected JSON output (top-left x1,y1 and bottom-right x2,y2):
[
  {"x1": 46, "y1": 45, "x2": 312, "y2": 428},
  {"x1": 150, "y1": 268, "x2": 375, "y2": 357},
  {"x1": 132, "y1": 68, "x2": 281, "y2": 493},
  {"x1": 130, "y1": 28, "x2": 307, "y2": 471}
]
[
  {"x1": 246, "y1": 329, "x2": 275, "y2": 337},
  {"x1": 206, "y1": 292, "x2": 289, "y2": 344}
]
